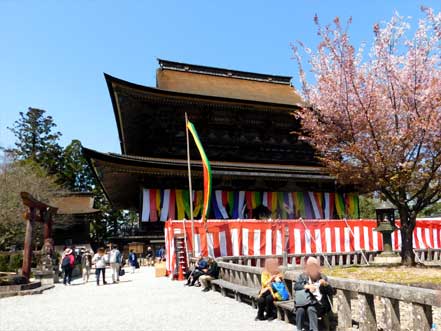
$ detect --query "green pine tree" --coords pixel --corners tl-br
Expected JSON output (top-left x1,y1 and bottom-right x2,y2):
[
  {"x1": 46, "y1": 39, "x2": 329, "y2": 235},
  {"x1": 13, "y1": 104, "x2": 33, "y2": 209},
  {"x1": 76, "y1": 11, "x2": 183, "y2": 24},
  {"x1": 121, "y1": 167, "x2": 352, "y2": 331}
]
[
  {"x1": 7, "y1": 107, "x2": 62, "y2": 174},
  {"x1": 59, "y1": 140, "x2": 95, "y2": 192}
]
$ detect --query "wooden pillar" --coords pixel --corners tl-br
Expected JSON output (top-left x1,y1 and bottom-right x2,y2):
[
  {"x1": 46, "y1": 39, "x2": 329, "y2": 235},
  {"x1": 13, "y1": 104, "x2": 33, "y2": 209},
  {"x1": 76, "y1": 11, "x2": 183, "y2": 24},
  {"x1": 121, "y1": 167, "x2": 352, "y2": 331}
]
[
  {"x1": 22, "y1": 207, "x2": 35, "y2": 280},
  {"x1": 338, "y1": 254, "x2": 343, "y2": 266},
  {"x1": 336, "y1": 289, "x2": 352, "y2": 330},
  {"x1": 412, "y1": 303, "x2": 432, "y2": 331},
  {"x1": 358, "y1": 293, "x2": 376, "y2": 331},
  {"x1": 256, "y1": 259, "x2": 261, "y2": 268},
  {"x1": 282, "y1": 225, "x2": 289, "y2": 267}
]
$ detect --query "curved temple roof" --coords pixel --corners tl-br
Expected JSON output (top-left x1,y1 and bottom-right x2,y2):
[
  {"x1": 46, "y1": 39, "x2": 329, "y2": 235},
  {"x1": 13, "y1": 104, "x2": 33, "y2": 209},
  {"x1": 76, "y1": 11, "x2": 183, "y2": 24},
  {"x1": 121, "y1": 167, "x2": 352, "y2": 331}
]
[
  {"x1": 83, "y1": 147, "x2": 334, "y2": 209},
  {"x1": 156, "y1": 59, "x2": 303, "y2": 106}
]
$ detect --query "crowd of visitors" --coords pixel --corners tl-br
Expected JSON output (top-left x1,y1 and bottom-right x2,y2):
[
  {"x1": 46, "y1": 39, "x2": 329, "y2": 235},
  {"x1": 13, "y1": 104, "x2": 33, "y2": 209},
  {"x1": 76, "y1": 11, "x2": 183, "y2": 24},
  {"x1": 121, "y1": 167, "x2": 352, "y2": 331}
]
[
  {"x1": 58, "y1": 243, "x2": 166, "y2": 286},
  {"x1": 59, "y1": 242, "x2": 333, "y2": 330},
  {"x1": 60, "y1": 244, "x2": 131, "y2": 286}
]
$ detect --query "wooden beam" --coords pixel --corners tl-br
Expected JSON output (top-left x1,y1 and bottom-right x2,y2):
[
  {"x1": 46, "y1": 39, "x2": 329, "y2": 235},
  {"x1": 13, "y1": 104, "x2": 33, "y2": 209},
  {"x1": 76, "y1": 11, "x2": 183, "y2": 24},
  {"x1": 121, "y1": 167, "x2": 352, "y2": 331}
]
[{"x1": 22, "y1": 206, "x2": 35, "y2": 280}]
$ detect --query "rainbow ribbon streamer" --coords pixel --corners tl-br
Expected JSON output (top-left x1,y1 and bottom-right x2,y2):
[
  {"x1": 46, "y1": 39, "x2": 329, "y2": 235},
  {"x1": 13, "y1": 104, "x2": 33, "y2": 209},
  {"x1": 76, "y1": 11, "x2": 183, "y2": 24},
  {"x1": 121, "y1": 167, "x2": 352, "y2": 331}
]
[{"x1": 187, "y1": 121, "x2": 212, "y2": 222}]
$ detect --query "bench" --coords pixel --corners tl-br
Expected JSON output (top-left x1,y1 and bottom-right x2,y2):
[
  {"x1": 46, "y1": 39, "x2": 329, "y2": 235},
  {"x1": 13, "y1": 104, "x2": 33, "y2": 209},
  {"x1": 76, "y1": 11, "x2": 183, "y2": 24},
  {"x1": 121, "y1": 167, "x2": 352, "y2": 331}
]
[
  {"x1": 211, "y1": 279, "x2": 260, "y2": 307},
  {"x1": 274, "y1": 299, "x2": 294, "y2": 322}
]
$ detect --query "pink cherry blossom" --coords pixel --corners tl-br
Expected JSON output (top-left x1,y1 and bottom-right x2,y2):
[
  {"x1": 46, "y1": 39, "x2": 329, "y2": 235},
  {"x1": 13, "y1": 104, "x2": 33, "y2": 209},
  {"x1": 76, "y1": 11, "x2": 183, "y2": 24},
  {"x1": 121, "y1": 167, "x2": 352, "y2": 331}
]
[{"x1": 293, "y1": 8, "x2": 441, "y2": 265}]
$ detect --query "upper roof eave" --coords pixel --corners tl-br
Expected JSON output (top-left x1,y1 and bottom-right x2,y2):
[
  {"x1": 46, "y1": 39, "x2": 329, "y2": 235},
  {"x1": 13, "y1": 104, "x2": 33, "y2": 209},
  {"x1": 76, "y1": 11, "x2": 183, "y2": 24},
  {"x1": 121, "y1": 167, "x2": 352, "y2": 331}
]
[
  {"x1": 83, "y1": 147, "x2": 330, "y2": 176},
  {"x1": 157, "y1": 58, "x2": 293, "y2": 84}
]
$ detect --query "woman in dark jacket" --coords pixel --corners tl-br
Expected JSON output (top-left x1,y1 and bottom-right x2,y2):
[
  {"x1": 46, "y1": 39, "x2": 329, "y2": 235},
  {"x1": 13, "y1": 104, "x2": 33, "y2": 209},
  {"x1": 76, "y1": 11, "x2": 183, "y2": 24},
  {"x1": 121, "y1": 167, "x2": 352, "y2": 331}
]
[
  {"x1": 128, "y1": 250, "x2": 138, "y2": 273},
  {"x1": 61, "y1": 248, "x2": 75, "y2": 285},
  {"x1": 294, "y1": 257, "x2": 334, "y2": 331}
]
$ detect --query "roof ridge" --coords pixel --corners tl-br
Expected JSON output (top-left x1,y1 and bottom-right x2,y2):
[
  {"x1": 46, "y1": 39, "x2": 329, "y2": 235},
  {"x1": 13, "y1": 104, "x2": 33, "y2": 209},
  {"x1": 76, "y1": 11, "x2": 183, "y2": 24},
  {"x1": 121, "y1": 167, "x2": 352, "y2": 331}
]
[{"x1": 157, "y1": 59, "x2": 292, "y2": 85}]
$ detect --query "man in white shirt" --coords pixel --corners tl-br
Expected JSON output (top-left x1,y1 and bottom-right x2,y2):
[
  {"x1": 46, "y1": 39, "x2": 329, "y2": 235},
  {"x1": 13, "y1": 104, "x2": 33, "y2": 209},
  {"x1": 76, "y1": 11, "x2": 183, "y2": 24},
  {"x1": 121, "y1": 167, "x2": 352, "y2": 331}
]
[{"x1": 109, "y1": 245, "x2": 122, "y2": 283}]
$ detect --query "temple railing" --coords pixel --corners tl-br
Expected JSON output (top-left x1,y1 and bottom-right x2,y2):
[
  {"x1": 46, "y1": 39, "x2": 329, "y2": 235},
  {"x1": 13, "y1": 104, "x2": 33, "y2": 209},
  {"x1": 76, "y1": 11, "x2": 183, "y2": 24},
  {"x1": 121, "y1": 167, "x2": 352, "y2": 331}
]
[
  {"x1": 216, "y1": 260, "x2": 441, "y2": 331},
  {"x1": 216, "y1": 248, "x2": 441, "y2": 268}
]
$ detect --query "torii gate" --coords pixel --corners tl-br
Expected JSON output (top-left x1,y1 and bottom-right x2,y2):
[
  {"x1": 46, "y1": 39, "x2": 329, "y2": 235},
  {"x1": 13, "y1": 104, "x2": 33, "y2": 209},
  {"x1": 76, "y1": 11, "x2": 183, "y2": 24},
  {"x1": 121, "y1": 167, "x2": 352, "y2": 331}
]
[{"x1": 20, "y1": 192, "x2": 58, "y2": 281}]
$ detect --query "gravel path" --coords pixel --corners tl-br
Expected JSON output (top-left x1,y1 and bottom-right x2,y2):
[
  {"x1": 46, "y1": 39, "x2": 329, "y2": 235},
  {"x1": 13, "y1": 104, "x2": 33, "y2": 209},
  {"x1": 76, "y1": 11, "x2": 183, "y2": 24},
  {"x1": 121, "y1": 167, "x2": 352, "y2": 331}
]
[{"x1": 0, "y1": 267, "x2": 292, "y2": 331}]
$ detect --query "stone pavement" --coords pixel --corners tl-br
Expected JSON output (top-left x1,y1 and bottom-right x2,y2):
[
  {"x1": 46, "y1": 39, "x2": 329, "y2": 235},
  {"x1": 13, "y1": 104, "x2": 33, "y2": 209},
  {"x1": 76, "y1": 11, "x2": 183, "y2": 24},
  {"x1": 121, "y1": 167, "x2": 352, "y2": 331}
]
[{"x1": 0, "y1": 267, "x2": 293, "y2": 331}]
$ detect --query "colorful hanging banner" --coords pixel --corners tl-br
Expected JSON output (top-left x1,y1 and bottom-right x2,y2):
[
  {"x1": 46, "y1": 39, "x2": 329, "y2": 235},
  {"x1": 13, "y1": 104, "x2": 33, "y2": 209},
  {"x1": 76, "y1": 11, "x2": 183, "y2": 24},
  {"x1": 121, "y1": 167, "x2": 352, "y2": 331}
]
[
  {"x1": 346, "y1": 193, "x2": 359, "y2": 219},
  {"x1": 335, "y1": 193, "x2": 346, "y2": 219},
  {"x1": 141, "y1": 188, "x2": 359, "y2": 221},
  {"x1": 187, "y1": 121, "x2": 212, "y2": 222}
]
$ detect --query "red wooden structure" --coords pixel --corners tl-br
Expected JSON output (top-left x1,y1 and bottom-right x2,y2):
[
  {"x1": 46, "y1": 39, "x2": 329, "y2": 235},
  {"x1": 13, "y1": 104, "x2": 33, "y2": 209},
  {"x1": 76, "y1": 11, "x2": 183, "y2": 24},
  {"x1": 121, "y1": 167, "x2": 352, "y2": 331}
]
[{"x1": 20, "y1": 192, "x2": 57, "y2": 281}]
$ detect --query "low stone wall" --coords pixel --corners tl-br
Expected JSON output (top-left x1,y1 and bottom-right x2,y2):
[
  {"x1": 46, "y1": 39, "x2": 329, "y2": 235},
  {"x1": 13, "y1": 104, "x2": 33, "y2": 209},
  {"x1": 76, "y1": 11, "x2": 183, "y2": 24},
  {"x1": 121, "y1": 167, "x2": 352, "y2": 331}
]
[
  {"x1": 216, "y1": 261, "x2": 441, "y2": 331},
  {"x1": 0, "y1": 281, "x2": 41, "y2": 293}
]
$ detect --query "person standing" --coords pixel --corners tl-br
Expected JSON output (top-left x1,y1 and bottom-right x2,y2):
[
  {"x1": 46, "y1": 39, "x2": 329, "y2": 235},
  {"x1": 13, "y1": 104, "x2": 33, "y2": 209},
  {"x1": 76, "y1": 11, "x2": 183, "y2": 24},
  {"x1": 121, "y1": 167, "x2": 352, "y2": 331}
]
[
  {"x1": 158, "y1": 246, "x2": 165, "y2": 261},
  {"x1": 128, "y1": 250, "x2": 138, "y2": 274},
  {"x1": 109, "y1": 245, "x2": 122, "y2": 283},
  {"x1": 81, "y1": 249, "x2": 93, "y2": 283},
  {"x1": 92, "y1": 248, "x2": 108, "y2": 286},
  {"x1": 61, "y1": 248, "x2": 75, "y2": 285},
  {"x1": 156, "y1": 246, "x2": 165, "y2": 263},
  {"x1": 145, "y1": 246, "x2": 154, "y2": 266}
]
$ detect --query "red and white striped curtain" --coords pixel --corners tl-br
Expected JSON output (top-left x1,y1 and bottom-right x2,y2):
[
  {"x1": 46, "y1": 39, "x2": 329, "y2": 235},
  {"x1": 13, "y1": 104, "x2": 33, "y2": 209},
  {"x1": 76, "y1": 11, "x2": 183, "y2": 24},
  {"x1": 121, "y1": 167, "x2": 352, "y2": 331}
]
[{"x1": 164, "y1": 219, "x2": 441, "y2": 274}]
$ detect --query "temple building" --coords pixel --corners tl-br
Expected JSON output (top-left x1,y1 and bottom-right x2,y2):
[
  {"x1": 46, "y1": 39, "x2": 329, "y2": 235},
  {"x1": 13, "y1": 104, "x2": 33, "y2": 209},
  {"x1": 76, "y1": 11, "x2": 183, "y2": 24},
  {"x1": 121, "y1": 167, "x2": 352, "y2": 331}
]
[
  {"x1": 83, "y1": 59, "x2": 358, "y2": 245},
  {"x1": 50, "y1": 192, "x2": 99, "y2": 248}
]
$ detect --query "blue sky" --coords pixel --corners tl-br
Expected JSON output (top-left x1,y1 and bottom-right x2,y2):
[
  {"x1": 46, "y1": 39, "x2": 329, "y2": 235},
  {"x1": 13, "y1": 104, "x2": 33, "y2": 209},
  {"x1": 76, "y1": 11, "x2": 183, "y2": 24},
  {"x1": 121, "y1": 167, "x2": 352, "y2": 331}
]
[{"x1": 1, "y1": 1, "x2": 440, "y2": 154}]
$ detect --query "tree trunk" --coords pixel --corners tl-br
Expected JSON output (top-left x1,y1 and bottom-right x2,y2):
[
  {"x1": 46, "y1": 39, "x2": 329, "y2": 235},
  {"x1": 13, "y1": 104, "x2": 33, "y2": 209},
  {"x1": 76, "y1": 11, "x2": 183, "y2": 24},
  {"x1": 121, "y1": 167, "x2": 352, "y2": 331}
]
[{"x1": 398, "y1": 207, "x2": 416, "y2": 266}]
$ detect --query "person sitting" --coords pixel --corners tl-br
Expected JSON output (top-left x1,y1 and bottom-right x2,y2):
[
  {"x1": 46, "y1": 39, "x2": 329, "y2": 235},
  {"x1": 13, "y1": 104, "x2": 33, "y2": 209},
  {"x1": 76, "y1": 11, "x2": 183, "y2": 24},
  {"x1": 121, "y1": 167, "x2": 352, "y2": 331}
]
[
  {"x1": 199, "y1": 257, "x2": 219, "y2": 292},
  {"x1": 294, "y1": 257, "x2": 334, "y2": 331},
  {"x1": 186, "y1": 255, "x2": 207, "y2": 286},
  {"x1": 256, "y1": 258, "x2": 284, "y2": 321}
]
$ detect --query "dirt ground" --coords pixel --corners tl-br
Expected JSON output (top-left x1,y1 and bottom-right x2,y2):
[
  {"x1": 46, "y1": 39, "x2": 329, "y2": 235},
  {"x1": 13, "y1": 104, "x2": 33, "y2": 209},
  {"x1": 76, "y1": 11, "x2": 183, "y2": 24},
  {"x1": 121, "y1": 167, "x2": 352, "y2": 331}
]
[{"x1": 325, "y1": 265, "x2": 441, "y2": 289}]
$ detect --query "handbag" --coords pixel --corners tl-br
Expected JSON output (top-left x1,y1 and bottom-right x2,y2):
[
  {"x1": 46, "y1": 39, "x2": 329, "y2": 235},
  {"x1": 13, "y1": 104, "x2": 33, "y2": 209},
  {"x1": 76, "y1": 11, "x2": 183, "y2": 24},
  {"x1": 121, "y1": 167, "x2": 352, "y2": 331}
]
[
  {"x1": 272, "y1": 282, "x2": 289, "y2": 301},
  {"x1": 119, "y1": 268, "x2": 125, "y2": 277},
  {"x1": 294, "y1": 289, "x2": 314, "y2": 307}
]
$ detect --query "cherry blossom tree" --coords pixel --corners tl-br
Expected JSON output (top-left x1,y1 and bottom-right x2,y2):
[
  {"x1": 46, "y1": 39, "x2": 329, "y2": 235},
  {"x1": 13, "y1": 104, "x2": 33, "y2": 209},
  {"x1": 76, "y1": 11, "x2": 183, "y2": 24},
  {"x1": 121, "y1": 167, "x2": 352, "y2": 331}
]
[{"x1": 293, "y1": 8, "x2": 441, "y2": 265}]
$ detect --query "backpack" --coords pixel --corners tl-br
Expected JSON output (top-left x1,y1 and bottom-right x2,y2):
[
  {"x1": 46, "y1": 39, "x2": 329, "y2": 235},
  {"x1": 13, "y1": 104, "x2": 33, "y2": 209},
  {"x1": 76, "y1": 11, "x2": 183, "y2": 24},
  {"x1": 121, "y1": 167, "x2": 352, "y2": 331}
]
[
  {"x1": 116, "y1": 251, "x2": 122, "y2": 264},
  {"x1": 62, "y1": 255, "x2": 71, "y2": 268}
]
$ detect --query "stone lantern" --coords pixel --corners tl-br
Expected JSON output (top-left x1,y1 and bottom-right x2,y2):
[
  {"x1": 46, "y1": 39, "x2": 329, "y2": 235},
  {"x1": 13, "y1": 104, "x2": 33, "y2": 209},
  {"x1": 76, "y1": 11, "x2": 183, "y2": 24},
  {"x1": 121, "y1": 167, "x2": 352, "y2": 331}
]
[{"x1": 373, "y1": 202, "x2": 402, "y2": 264}]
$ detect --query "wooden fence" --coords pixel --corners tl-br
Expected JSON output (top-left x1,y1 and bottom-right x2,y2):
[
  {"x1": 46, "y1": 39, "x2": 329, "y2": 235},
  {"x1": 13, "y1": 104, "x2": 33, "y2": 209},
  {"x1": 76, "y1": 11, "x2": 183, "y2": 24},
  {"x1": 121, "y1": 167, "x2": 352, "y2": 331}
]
[
  {"x1": 214, "y1": 260, "x2": 440, "y2": 331},
  {"x1": 216, "y1": 248, "x2": 441, "y2": 268}
]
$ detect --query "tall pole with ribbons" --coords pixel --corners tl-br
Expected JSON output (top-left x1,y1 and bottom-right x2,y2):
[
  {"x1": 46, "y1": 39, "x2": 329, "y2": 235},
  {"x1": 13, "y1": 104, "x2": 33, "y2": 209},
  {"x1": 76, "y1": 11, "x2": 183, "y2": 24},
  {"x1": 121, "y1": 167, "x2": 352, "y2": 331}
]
[
  {"x1": 185, "y1": 113, "x2": 195, "y2": 257},
  {"x1": 185, "y1": 114, "x2": 212, "y2": 256}
]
